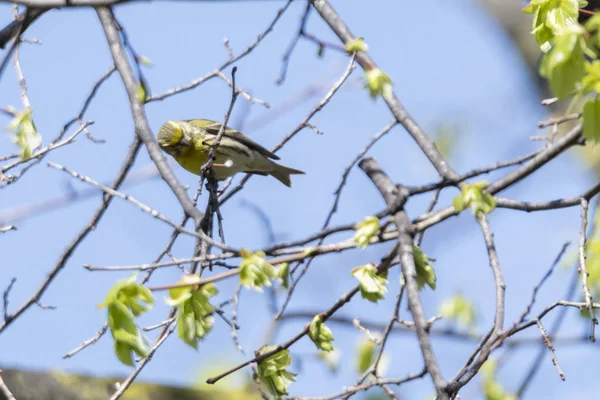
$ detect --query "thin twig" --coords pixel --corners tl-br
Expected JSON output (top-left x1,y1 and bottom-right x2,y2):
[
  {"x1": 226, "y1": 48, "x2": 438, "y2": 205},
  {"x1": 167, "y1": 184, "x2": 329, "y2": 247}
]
[
  {"x1": 47, "y1": 161, "x2": 231, "y2": 252},
  {"x1": 579, "y1": 198, "x2": 597, "y2": 341},
  {"x1": 535, "y1": 319, "x2": 565, "y2": 381},
  {"x1": 219, "y1": 55, "x2": 357, "y2": 205},
  {"x1": 0, "y1": 137, "x2": 142, "y2": 334}
]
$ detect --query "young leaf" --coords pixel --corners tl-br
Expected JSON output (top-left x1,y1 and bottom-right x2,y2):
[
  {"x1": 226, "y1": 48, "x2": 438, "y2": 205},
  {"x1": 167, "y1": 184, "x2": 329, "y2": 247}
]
[
  {"x1": 583, "y1": 98, "x2": 600, "y2": 142},
  {"x1": 413, "y1": 244, "x2": 437, "y2": 290},
  {"x1": 308, "y1": 315, "x2": 335, "y2": 352},
  {"x1": 523, "y1": 0, "x2": 580, "y2": 51},
  {"x1": 364, "y1": 68, "x2": 392, "y2": 99},
  {"x1": 256, "y1": 345, "x2": 296, "y2": 398},
  {"x1": 481, "y1": 359, "x2": 518, "y2": 400},
  {"x1": 345, "y1": 37, "x2": 368, "y2": 53},
  {"x1": 453, "y1": 181, "x2": 496, "y2": 216},
  {"x1": 239, "y1": 249, "x2": 276, "y2": 292},
  {"x1": 276, "y1": 262, "x2": 290, "y2": 289},
  {"x1": 136, "y1": 81, "x2": 148, "y2": 104},
  {"x1": 166, "y1": 275, "x2": 218, "y2": 349},
  {"x1": 439, "y1": 294, "x2": 477, "y2": 329},
  {"x1": 99, "y1": 275, "x2": 153, "y2": 366},
  {"x1": 539, "y1": 29, "x2": 586, "y2": 99},
  {"x1": 351, "y1": 263, "x2": 388, "y2": 302},
  {"x1": 355, "y1": 338, "x2": 376, "y2": 374},
  {"x1": 6, "y1": 108, "x2": 41, "y2": 160},
  {"x1": 354, "y1": 216, "x2": 380, "y2": 249}
]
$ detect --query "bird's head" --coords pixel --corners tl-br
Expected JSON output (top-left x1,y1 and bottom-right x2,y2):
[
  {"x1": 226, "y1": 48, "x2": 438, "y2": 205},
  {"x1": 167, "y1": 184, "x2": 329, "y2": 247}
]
[{"x1": 157, "y1": 121, "x2": 193, "y2": 157}]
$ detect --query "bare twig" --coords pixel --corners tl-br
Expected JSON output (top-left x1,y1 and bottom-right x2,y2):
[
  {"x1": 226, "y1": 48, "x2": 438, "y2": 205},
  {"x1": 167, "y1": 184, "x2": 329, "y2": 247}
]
[
  {"x1": 147, "y1": 0, "x2": 293, "y2": 103},
  {"x1": 2, "y1": 278, "x2": 16, "y2": 322},
  {"x1": 47, "y1": 161, "x2": 231, "y2": 252},
  {"x1": 219, "y1": 55, "x2": 357, "y2": 205},
  {"x1": 579, "y1": 198, "x2": 598, "y2": 341},
  {"x1": 63, "y1": 324, "x2": 109, "y2": 359},
  {"x1": 535, "y1": 319, "x2": 565, "y2": 381},
  {"x1": 291, "y1": 369, "x2": 427, "y2": 400},
  {"x1": 0, "y1": 137, "x2": 142, "y2": 334}
]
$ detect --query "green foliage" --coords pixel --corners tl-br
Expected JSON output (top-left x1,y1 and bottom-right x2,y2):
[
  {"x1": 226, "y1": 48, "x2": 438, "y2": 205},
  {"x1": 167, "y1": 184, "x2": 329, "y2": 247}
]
[
  {"x1": 351, "y1": 263, "x2": 389, "y2": 303},
  {"x1": 136, "y1": 80, "x2": 148, "y2": 104},
  {"x1": 413, "y1": 244, "x2": 437, "y2": 290},
  {"x1": 308, "y1": 315, "x2": 335, "y2": 352},
  {"x1": 98, "y1": 275, "x2": 154, "y2": 366},
  {"x1": 275, "y1": 262, "x2": 290, "y2": 289},
  {"x1": 354, "y1": 216, "x2": 380, "y2": 249},
  {"x1": 166, "y1": 274, "x2": 218, "y2": 349},
  {"x1": 539, "y1": 27, "x2": 588, "y2": 99},
  {"x1": 345, "y1": 37, "x2": 368, "y2": 53},
  {"x1": 582, "y1": 236, "x2": 600, "y2": 295},
  {"x1": 239, "y1": 249, "x2": 276, "y2": 292},
  {"x1": 6, "y1": 108, "x2": 41, "y2": 160},
  {"x1": 481, "y1": 359, "x2": 518, "y2": 400},
  {"x1": 355, "y1": 338, "x2": 376, "y2": 374},
  {"x1": 523, "y1": 0, "x2": 581, "y2": 52},
  {"x1": 453, "y1": 181, "x2": 496, "y2": 216},
  {"x1": 440, "y1": 294, "x2": 477, "y2": 329},
  {"x1": 256, "y1": 345, "x2": 296, "y2": 399},
  {"x1": 583, "y1": 98, "x2": 600, "y2": 141},
  {"x1": 364, "y1": 68, "x2": 392, "y2": 99}
]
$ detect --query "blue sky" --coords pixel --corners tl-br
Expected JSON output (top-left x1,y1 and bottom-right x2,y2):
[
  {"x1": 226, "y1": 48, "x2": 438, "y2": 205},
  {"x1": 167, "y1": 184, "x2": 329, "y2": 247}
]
[{"x1": 0, "y1": 1, "x2": 597, "y2": 399}]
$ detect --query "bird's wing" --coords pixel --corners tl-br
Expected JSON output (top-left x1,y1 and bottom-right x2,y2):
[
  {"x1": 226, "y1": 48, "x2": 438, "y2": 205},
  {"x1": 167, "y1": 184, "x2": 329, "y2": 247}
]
[{"x1": 185, "y1": 119, "x2": 280, "y2": 160}]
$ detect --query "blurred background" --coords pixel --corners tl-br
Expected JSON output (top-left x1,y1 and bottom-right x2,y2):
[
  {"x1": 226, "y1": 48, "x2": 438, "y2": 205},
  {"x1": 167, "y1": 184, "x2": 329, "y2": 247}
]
[{"x1": 0, "y1": 0, "x2": 597, "y2": 399}]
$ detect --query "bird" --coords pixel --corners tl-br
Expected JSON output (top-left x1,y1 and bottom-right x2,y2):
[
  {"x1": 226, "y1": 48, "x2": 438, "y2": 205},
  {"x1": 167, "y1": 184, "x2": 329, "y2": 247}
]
[{"x1": 156, "y1": 119, "x2": 304, "y2": 187}]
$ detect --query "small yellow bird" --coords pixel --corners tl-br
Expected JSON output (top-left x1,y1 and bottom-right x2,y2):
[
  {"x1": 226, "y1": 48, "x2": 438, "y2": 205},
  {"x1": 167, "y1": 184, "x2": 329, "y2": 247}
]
[{"x1": 157, "y1": 119, "x2": 305, "y2": 187}]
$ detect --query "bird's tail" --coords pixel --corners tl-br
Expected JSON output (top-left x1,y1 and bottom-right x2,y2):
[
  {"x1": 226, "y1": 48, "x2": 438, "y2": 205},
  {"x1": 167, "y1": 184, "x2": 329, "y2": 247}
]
[{"x1": 268, "y1": 161, "x2": 305, "y2": 187}]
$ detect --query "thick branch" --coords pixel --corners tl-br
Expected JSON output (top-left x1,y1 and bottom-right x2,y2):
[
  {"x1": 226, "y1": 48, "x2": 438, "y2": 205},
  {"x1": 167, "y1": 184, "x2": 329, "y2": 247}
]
[
  {"x1": 311, "y1": 0, "x2": 459, "y2": 181},
  {"x1": 358, "y1": 157, "x2": 447, "y2": 399},
  {"x1": 96, "y1": 7, "x2": 203, "y2": 223}
]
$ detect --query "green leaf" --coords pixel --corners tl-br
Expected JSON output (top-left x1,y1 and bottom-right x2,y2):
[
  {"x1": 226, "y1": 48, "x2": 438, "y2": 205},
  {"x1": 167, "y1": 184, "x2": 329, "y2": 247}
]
[
  {"x1": 354, "y1": 216, "x2": 380, "y2": 249},
  {"x1": 539, "y1": 29, "x2": 586, "y2": 99},
  {"x1": 355, "y1": 338, "x2": 376, "y2": 374},
  {"x1": 169, "y1": 279, "x2": 218, "y2": 349},
  {"x1": 166, "y1": 274, "x2": 201, "y2": 306},
  {"x1": 581, "y1": 61, "x2": 600, "y2": 94},
  {"x1": 6, "y1": 108, "x2": 41, "y2": 160},
  {"x1": 364, "y1": 68, "x2": 392, "y2": 99},
  {"x1": 256, "y1": 345, "x2": 296, "y2": 398},
  {"x1": 239, "y1": 249, "x2": 276, "y2": 292},
  {"x1": 351, "y1": 264, "x2": 389, "y2": 303},
  {"x1": 136, "y1": 81, "x2": 147, "y2": 104},
  {"x1": 276, "y1": 263, "x2": 290, "y2": 289},
  {"x1": 440, "y1": 294, "x2": 477, "y2": 328},
  {"x1": 308, "y1": 315, "x2": 335, "y2": 352},
  {"x1": 98, "y1": 275, "x2": 154, "y2": 315},
  {"x1": 453, "y1": 181, "x2": 496, "y2": 216},
  {"x1": 481, "y1": 359, "x2": 518, "y2": 400},
  {"x1": 345, "y1": 37, "x2": 368, "y2": 53},
  {"x1": 413, "y1": 245, "x2": 437, "y2": 290},
  {"x1": 583, "y1": 98, "x2": 600, "y2": 142},
  {"x1": 99, "y1": 275, "x2": 153, "y2": 366},
  {"x1": 524, "y1": 0, "x2": 580, "y2": 51}
]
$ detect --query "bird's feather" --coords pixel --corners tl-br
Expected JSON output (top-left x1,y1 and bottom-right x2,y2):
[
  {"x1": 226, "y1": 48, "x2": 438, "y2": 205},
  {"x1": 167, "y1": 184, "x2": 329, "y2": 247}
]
[{"x1": 184, "y1": 119, "x2": 280, "y2": 160}]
